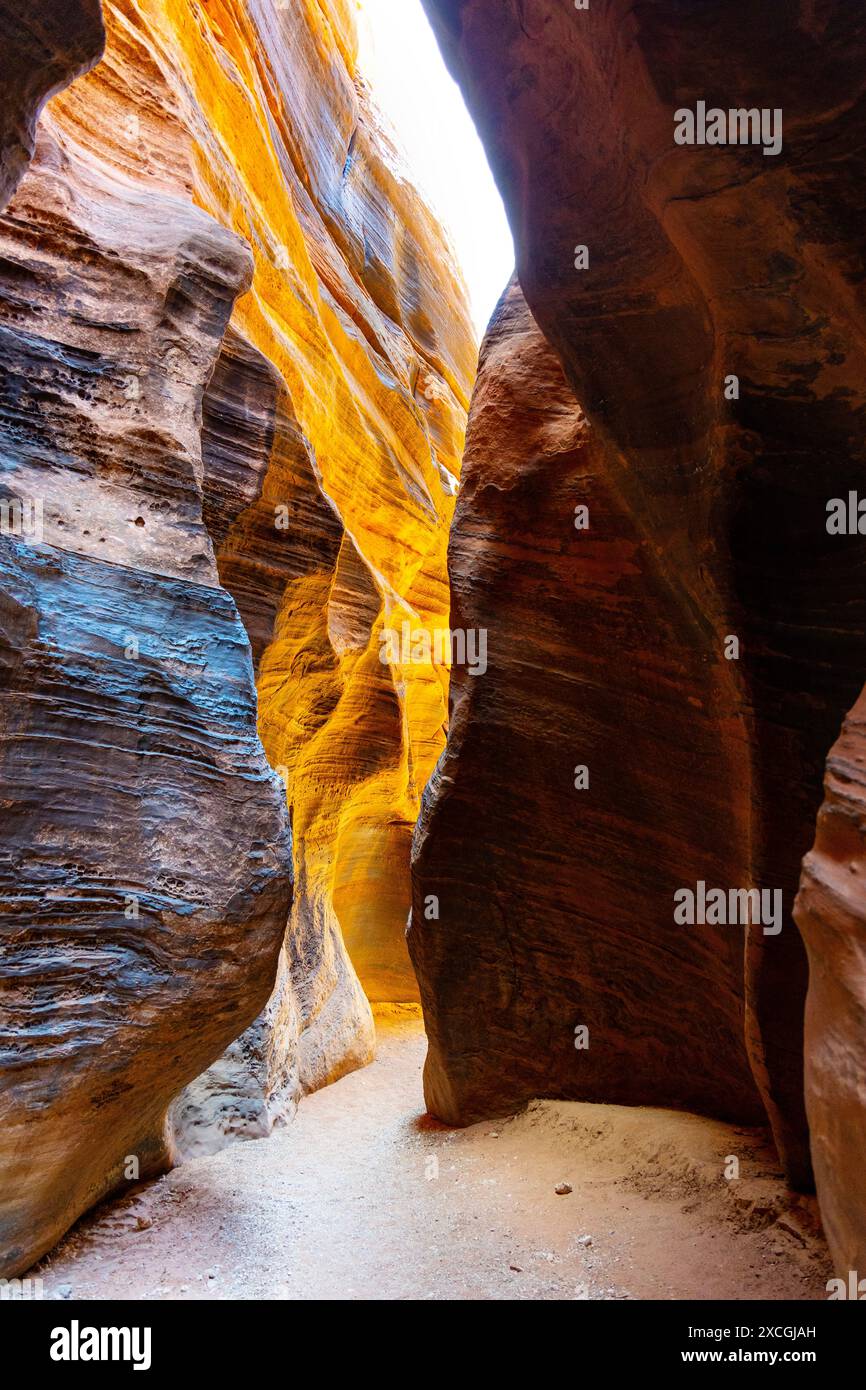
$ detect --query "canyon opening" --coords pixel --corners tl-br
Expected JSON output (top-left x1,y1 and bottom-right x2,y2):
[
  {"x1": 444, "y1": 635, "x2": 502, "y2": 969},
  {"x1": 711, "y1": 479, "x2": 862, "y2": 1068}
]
[{"x1": 1, "y1": 0, "x2": 865, "y2": 1352}]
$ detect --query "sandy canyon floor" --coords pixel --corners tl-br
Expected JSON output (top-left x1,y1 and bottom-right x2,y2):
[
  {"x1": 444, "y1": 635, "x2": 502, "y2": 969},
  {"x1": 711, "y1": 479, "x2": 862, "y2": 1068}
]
[{"x1": 34, "y1": 1007, "x2": 831, "y2": 1301}]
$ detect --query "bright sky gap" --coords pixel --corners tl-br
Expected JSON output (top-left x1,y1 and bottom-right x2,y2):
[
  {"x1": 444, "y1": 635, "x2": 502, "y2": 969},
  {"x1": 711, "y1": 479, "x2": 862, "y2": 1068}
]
[{"x1": 356, "y1": 0, "x2": 515, "y2": 342}]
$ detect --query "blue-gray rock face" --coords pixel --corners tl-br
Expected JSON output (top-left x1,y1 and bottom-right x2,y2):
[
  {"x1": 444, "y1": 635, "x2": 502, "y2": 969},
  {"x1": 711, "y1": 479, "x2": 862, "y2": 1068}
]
[{"x1": 0, "y1": 97, "x2": 291, "y2": 1276}]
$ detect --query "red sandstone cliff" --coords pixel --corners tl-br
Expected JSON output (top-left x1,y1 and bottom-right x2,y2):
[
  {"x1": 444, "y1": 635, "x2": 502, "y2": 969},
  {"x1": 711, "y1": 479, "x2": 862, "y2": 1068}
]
[
  {"x1": 412, "y1": 0, "x2": 866, "y2": 1213},
  {"x1": 795, "y1": 695, "x2": 866, "y2": 1275}
]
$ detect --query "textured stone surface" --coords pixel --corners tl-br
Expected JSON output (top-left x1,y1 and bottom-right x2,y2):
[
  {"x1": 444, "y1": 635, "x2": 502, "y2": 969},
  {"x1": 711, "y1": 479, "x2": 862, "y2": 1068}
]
[
  {"x1": 795, "y1": 694, "x2": 866, "y2": 1276},
  {"x1": 0, "y1": 0, "x2": 474, "y2": 1271},
  {"x1": 44, "y1": 0, "x2": 474, "y2": 1019},
  {"x1": 0, "y1": 0, "x2": 104, "y2": 209},
  {"x1": 0, "y1": 116, "x2": 292, "y2": 1274},
  {"x1": 413, "y1": 0, "x2": 866, "y2": 1191},
  {"x1": 411, "y1": 278, "x2": 765, "y2": 1133}
]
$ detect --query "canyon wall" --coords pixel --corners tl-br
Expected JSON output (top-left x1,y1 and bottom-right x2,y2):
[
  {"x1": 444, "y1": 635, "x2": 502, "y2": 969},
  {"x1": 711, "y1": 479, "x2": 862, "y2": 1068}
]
[
  {"x1": 0, "y1": 0, "x2": 105, "y2": 206},
  {"x1": 0, "y1": 33, "x2": 293, "y2": 1273},
  {"x1": 795, "y1": 701, "x2": 866, "y2": 1274},
  {"x1": 412, "y1": 0, "x2": 866, "y2": 1213},
  {"x1": 0, "y1": 0, "x2": 473, "y2": 1273}
]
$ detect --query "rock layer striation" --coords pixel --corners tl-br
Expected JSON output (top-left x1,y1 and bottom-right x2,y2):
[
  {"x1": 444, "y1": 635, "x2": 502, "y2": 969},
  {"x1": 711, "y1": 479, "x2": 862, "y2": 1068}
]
[
  {"x1": 413, "y1": 0, "x2": 866, "y2": 1198},
  {"x1": 795, "y1": 695, "x2": 866, "y2": 1276},
  {"x1": 0, "y1": 102, "x2": 292, "y2": 1274},
  {"x1": 0, "y1": 0, "x2": 474, "y2": 1272}
]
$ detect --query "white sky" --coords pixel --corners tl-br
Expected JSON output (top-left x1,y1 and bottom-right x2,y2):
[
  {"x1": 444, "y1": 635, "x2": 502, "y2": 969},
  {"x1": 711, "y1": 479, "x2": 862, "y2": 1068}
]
[{"x1": 355, "y1": 0, "x2": 514, "y2": 341}]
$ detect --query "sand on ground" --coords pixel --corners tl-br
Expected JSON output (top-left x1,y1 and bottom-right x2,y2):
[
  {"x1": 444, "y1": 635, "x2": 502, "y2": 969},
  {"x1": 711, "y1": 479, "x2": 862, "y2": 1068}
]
[{"x1": 33, "y1": 1007, "x2": 832, "y2": 1301}]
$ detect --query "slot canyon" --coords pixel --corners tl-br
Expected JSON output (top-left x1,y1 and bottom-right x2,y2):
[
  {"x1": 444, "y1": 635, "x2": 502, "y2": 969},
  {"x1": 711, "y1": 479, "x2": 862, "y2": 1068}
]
[{"x1": 1, "y1": 0, "x2": 865, "y2": 1316}]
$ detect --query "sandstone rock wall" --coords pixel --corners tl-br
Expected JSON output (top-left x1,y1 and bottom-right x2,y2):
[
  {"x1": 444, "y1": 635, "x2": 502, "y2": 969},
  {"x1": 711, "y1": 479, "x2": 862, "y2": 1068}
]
[
  {"x1": 413, "y1": 0, "x2": 866, "y2": 1199},
  {"x1": 0, "y1": 0, "x2": 474, "y2": 1273},
  {"x1": 411, "y1": 276, "x2": 765, "y2": 1134},
  {"x1": 795, "y1": 697, "x2": 866, "y2": 1275},
  {"x1": 0, "y1": 87, "x2": 292, "y2": 1274},
  {"x1": 57, "y1": 0, "x2": 473, "y2": 1020},
  {"x1": 0, "y1": 0, "x2": 104, "y2": 208}
]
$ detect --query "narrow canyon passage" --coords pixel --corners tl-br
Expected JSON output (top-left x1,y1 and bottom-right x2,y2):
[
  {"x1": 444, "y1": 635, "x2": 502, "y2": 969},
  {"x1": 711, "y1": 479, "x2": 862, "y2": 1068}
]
[
  {"x1": 36, "y1": 1010, "x2": 828, "y2": 1302},
  {"x1": 3, "y1": 0, "x2": 866, "y2": 1328}
]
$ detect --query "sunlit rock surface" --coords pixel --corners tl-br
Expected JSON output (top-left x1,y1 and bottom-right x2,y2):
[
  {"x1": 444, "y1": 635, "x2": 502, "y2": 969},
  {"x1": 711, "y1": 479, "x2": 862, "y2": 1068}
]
[
  {"x1": 0, "y1": 0, "x2": 473, "y2": 1270},
  {"x1": 49, "y1": 0, "x2": 474, "y2": 1022},
  {"x1": 415, "y1": 0, "x2": 866, "y2": 1195}
]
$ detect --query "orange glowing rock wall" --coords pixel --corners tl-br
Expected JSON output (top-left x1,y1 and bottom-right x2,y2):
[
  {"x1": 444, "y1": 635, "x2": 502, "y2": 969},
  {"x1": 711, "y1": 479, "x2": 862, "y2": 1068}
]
[
  {"x1": 48, "y1": 0, "x2": 475, "y2": 1035},
  {"x1": 0, "y1": 0, "x2": 473, "y2": 1269}
]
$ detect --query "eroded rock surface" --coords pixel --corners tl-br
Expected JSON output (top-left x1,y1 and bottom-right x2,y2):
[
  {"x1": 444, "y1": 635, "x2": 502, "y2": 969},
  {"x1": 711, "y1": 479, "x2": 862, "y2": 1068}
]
[
  {"x1": 411, "y1": 278, "x2": 764, "y2": 1132},
  {"x1": 0, "y1": 0, "x2": 474, "y2": 1269},
  {"x1": 0, "y1": 0, "x2": 104, "y2": 209},
  {"x1": 45, "y1": 0, "x2": 474, "y2": 1021},
  {"x1": 413, "y1": 0, "x2": 866, "y2": 1194},
  {"x1": 0, "y1": 115, "x2": 291, "y2": 1275},
  {"x1": 795, "y1": 695, "x2": 866, "y2": 1276}
]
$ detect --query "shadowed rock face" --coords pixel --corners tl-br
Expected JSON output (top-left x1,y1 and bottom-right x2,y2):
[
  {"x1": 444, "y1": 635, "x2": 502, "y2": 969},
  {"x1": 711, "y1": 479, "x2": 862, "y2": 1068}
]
[
  {"x1": 0, "y1": 0, "x2": 104, "y2": 209},
  {"x1": 795, "y1": 696, "x2": 866, "y2": 1276},
  {"x1": 414, "y1": 0, "x2": 866, "y2": 1191},
  {"x1": 411, "y1": 278, "x2": 765, "y2": 1132}
]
